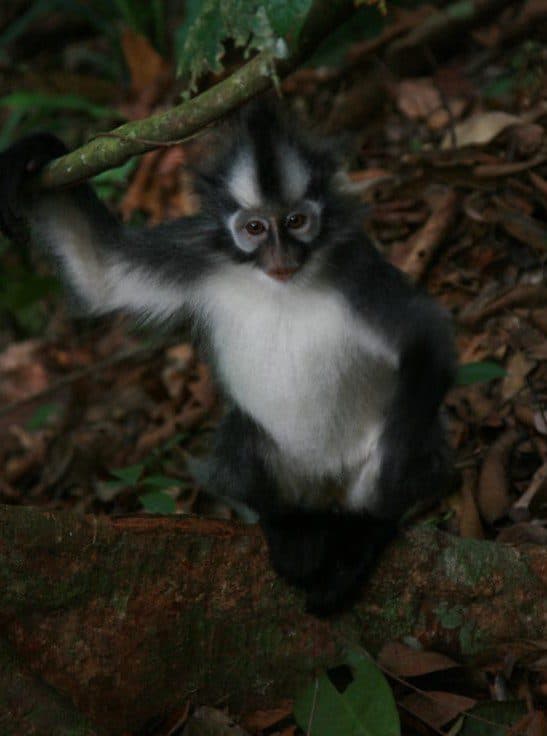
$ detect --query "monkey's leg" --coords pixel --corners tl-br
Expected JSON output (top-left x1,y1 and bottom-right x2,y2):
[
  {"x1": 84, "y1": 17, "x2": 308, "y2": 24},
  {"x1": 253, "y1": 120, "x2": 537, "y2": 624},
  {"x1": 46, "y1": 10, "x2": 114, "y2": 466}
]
[
  {"x1": 211, "y1": 411, "x2": 346, "y2": 605},
  {"x1": 261, "y1": 509, "x2": 397, "y2": 616},
  {"x1": 210, "y1": 410, "x2": 396, "y2": 615}
]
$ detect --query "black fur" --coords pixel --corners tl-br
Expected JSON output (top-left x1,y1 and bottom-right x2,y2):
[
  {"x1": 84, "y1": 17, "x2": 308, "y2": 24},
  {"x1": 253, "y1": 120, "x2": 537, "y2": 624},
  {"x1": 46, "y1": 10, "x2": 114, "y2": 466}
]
[{"x1": 208, "y1": 408, "x2": 398, "y2": 616}]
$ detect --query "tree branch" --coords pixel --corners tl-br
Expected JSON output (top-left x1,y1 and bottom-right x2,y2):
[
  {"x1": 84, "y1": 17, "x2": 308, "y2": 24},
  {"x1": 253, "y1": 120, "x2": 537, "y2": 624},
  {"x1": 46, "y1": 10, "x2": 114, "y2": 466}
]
[
  {"x1": 1, "y1": 504, "x2": 545, "y2": 734},
  {"x1": 36, "y1": 0, "x2": 356, "y2": 190}
]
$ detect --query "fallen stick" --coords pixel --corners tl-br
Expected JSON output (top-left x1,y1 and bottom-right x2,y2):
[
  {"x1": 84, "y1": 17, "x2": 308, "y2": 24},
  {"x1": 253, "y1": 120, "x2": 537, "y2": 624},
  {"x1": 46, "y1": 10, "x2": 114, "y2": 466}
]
[{"x1": 401, "y1": 189, "x2": 459, "y2": 282}]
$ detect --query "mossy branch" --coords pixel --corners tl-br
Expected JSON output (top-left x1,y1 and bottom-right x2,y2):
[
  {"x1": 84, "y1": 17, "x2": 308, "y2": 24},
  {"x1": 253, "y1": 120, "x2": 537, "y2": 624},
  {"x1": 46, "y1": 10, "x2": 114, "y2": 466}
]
[
  {"x1": 36, "y1": 0, "x2": 355, "y2": 190},
  {"x1": 1, "y1": 504, "x2": 545, "y2": 734}
]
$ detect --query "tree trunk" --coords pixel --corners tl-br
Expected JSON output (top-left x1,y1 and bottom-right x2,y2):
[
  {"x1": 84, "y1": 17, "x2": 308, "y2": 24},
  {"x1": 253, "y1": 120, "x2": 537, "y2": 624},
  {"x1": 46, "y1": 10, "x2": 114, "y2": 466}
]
[{"x1": 0, "y1": 504, "x2": 545, "y2": 734}]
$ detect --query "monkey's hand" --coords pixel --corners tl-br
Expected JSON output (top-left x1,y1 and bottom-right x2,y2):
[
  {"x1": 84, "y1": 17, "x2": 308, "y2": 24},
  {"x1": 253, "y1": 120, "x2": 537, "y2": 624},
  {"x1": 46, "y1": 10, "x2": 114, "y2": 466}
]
[{"x1": 0, "y1": 134, "x2": 67, "y2": 241}]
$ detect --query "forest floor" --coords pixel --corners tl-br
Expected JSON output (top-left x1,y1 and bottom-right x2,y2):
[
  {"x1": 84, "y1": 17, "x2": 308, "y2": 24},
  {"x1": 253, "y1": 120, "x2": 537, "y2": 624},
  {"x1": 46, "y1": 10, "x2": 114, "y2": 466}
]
[{"x1": 0, "y1": 2, "x2": 545, "y2": 734}]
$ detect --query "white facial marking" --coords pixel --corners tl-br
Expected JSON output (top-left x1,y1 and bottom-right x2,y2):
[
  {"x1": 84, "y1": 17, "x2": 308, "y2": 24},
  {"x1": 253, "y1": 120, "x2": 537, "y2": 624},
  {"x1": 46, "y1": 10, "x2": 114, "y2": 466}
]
[
  {"x1": 227, "y1": 211, "x2": 269, "y2": 253},
  {"x1": 278, "y1": 145, "x2": 311, "y2": 202},
  {"x1": 227, "y1": 152, "x2": 262, "y2": 209}
]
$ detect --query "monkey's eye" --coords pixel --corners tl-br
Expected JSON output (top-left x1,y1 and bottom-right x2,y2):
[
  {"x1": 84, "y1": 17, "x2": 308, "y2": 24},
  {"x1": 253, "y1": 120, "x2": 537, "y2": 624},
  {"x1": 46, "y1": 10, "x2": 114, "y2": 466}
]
[
  {"x1": 286, "y1": 213, "x2": 308, "y2": 230},
  {"x1": 245, "y1": 220, "x2": 266, "y2": 236}
]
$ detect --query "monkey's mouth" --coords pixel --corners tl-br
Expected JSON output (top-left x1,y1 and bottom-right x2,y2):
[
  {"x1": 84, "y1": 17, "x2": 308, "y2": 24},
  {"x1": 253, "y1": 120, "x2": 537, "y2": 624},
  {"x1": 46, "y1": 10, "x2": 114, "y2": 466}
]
[{"x1": 267, "y1": 267, "x2": 299, "y2": 282}]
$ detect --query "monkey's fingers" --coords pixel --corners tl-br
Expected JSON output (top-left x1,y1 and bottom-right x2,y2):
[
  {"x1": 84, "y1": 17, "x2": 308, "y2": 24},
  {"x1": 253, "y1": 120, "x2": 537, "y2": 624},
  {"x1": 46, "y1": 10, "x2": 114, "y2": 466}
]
[{"x1": 0, "y1": 134, "x2": 68, "y2": 239}]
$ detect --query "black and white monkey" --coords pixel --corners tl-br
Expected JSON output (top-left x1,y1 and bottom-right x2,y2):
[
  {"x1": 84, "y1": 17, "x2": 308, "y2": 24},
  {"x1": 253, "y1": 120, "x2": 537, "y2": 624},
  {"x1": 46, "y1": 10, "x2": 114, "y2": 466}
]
[{"x1": 0, "y1": 103, "x2": 456, "y2": 614}]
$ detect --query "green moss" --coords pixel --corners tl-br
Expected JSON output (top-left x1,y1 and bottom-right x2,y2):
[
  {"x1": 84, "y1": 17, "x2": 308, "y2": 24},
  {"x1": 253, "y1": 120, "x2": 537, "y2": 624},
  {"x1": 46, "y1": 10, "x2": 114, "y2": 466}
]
[
  {"x1": 435, "y1": 602, "x2": 465, "y2": 629},
  {"x1": 439, "y1": 538, "x2": 526, "y2": 591}
]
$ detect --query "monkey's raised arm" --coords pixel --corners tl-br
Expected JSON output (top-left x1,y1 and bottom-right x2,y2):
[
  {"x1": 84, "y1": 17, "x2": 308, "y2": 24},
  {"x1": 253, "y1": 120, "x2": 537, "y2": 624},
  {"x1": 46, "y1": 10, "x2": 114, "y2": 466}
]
[{"x1": 0, "y1": 135, "x2": 218, "y2": 321}]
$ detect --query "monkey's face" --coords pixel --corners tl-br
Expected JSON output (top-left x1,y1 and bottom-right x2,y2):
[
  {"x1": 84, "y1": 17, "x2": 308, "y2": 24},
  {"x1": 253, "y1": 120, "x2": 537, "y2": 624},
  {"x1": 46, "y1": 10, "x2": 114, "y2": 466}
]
[
  {"x1": 220, "y1": 144, "x2": 329, "y2": 282},
  {"x1": 227, "y1": 200, "x2": 322, "y2": 282},
  {"x1": 195, "y1": 102, "x2": 359, "y2": 283}
]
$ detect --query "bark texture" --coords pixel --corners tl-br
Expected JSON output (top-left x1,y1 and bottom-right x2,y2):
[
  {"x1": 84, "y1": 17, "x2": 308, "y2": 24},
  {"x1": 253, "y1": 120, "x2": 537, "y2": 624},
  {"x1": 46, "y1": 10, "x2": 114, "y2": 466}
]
[{"x1": 0, "y1": 504, "x2": 545, "y2": 734}]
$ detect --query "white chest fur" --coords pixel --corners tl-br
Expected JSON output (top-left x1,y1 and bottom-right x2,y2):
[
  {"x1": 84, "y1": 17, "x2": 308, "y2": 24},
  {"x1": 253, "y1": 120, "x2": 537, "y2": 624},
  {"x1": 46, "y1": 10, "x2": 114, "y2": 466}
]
[{"x1": 202, "y1": 266, "x2": 398, "y2": 504}]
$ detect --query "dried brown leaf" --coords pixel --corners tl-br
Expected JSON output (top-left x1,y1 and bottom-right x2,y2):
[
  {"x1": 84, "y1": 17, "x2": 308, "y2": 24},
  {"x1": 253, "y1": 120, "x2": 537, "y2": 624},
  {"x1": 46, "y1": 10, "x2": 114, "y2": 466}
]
[
  {"x1": 458, "y1": 468, "x2": 484, "y2": 539},
  {"x1": 441, "y1": 111, "x2": 521, "y2": 149},
  {"x1": 162, "y1": 344, "x2": 195, "y2": 400},
  {"x1": 427, "y1": 98, "x2": 467, "y2": 131},
  {"x1": 501, "y1": 351, "x2": 535, "y2": 401},
  {"x1": 477, "y1": 428, "x2": 520, "y2": 523},
  {"x1": 121, "y1": 28, "x2": 166, "y2": 95},
  {"x1": 511, "y1": 461, "x2": 547, "y2": 519},
  {"x1": 459, "y1": 284, "x2": 547, "y2": 327},
  {"x1": 496, "y1": 209, "x2": 547, "y2": 253},
  {"x1": 242, "y1": 701, "x2": 293, "y2": 733},
  {"x1": 397, "y1": 78, "x2": 441, "y2": 120},
  {"x1": 401, "y1": 691, "x2": 476, "y2": 729},
  {"x1": 0, "y1": 340, "x2": 49, "y2": 403},
  {"x1": 378, "y1": 642, "x2": 459, "y2": 677}
]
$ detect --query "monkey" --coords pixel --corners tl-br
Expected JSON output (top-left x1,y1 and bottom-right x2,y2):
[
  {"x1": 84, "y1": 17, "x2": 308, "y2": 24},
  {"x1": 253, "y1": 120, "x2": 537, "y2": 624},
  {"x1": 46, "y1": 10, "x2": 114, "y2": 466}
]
[{"x1": 0, "y1": 102, "x2": 456, "y2": 615}]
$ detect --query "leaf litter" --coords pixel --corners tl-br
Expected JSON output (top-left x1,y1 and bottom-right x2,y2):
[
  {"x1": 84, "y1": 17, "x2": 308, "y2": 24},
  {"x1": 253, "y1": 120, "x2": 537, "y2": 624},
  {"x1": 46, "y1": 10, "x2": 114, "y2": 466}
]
[{"x1": 0, "y1": 1, "x2": 546, "y2": 733}]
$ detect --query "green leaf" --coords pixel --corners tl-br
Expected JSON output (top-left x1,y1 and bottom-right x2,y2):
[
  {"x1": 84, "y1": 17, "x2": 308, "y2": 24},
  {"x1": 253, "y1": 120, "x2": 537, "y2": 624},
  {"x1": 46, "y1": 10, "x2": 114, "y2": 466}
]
[
  {"x1": 456, "y1": 362, "x2": 507, "y2": 386},
  {"x1": 139, "y1": 491, "x2": 176, "y2": 514},
  {"x1": 0, "y1": 91, "x2": 118, "y2": 120},
  {"x1": 175, "y1": 0, "x2": 311, "y2": 92},
  {"x1": 92, "y1": 158, "x2": 138, "y2": 199},
  {"x1": 0, "y1": 0, "x2": 62, "y2": 50},
  {"x1": 0, "y1": 274, "x2": 60, "y2": 311},
  {"x1": 294, "y1": 651, "x2": 400, "y2": 736},
  {"x1": 26, "y1": 403, "x2": 61, "y2": 431},
  {"x1": 307, "y1": 5, "x2": 384, "y2": 68},
  {"x1": 141, "y1": 474, "x2": 180, "y2": 490},
  {"x1": 483, "y1": 75, "x2": 516, "y2": 100},
  {"x1": 110, "y1": 464, "x2": 144, "y2": 485},
  {"x1": 459, "y1": 700, "x2": 526, "y2": 736}
]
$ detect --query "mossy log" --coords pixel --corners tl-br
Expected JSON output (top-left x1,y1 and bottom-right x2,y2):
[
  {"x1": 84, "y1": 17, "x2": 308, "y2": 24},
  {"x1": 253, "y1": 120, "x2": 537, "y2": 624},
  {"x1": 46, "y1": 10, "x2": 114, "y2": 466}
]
[{"x1": 0, "y1": 504, "x2": 545, "y2": 734}]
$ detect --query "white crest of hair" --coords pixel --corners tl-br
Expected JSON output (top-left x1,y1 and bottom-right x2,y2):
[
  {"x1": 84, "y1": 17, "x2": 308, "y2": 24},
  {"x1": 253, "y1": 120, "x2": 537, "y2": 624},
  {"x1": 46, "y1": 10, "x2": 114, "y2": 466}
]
[
  {"x1": 201, "y1": 263, "x2": 399, "y2": 511},
  {"x1": 277, "y1": 144, "x2": 311, "y2": 202},
  {"x1": 226, "y1": 150, "x2": 262, "y2": 209}
]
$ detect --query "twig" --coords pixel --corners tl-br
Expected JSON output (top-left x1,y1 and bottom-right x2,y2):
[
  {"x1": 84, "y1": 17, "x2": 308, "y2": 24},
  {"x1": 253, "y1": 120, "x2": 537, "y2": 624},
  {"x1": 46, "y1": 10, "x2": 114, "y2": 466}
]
[
  {"x1": 384, "y1": 0, "x2": 517, "y2": 74},
  {"x1": 401, "y1": 189, "x2": 458, "y2": 282},
  {"x1": 0, "y1": 337, "x2": 178, "y2": 420},
  {"x1": 459, "y1": 284, "x2": 547, "y2": 327},
  {"x1": 474, "y1": 153, "x2": 546, "y2": 178},
  {"x1": 34, "y1": 0, "x2": 356, "y2": 190}
]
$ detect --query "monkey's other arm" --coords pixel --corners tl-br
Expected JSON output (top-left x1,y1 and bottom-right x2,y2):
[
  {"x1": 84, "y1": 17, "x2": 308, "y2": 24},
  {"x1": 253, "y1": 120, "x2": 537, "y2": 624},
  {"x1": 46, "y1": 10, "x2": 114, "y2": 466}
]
[
  {"x1": 330, "y1": 236, "x2": 457, "y2": 519},
  {"x1": 0, "y1": 134, "x2": 217, "y2": 321}
]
